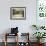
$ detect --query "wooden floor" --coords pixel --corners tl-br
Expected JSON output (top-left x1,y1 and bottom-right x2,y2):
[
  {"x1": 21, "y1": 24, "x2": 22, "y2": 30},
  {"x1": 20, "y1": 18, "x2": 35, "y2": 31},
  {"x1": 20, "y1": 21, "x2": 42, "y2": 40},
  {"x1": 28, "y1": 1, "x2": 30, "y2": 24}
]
[{"x1": 0, "y1": 42, "x2": 46, "y2": 46}]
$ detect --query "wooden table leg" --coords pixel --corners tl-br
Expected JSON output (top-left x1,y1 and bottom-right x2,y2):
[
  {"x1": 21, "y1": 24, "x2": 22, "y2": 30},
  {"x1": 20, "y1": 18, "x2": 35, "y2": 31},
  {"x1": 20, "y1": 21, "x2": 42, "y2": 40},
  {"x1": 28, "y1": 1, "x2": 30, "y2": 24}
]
[
  {"x1": 15, "y1": 34, "x2": 18, "y2": 46},
  {"x1": 4, "y1": 33, "x2": 7, "y2": 46},
  {"x1": 17, "y1": 34, "x2": 18, "y2": 46}
]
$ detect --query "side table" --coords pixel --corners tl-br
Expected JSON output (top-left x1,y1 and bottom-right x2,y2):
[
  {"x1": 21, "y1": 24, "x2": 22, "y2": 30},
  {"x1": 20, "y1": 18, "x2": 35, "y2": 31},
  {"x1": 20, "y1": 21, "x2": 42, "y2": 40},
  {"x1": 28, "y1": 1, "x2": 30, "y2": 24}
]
[{"x1": 4, "y1": 33, "x2": 18, "y2": 46}]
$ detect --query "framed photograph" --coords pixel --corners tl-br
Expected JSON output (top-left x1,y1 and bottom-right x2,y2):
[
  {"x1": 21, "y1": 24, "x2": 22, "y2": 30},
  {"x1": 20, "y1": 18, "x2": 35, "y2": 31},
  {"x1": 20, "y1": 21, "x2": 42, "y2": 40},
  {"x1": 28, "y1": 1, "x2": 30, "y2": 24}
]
[
  {"x1": 37, "y1": 0, "x2": 46, "y2": 19},
  {"x1": 36, "y1": 0, "x2": 46, "y2": 26},
  {"x1": 10, "y1": 7, "x2": 26, "y2": 20}
]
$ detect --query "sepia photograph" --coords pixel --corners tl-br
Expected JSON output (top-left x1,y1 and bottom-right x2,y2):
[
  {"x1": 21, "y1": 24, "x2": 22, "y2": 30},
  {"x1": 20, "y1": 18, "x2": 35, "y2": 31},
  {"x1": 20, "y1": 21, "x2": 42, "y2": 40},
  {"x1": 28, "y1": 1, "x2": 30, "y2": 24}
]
[{"x1": 10, "y1": 7, "x2": 26, "y2": 20}]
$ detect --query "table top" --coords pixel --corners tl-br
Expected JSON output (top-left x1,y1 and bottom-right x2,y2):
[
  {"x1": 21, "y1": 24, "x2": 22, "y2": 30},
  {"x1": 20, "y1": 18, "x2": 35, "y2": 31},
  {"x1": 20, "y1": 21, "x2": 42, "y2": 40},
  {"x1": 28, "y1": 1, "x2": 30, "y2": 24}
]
[{"x1": 6, "y1": 33, "x2": 17, "y2": 36}]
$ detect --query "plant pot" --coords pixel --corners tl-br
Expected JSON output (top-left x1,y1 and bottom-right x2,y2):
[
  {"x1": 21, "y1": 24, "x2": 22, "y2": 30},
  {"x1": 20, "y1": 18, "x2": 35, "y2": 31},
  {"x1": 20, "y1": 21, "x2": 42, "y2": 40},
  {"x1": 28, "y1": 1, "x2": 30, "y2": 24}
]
[
  {"x1": 37, "y1": 39, "x2": 40, "y2": 43},
  {"x1": 37, "y1": 39, "x2": 44, "y2": 44}
]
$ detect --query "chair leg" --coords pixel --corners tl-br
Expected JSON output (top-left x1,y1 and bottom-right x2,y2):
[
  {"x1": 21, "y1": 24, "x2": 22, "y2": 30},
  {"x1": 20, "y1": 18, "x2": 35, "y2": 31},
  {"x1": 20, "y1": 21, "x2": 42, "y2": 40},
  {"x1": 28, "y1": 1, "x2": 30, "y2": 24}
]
[{"x1": 4, "y1": 41, "x2": 7, "y2": 46}]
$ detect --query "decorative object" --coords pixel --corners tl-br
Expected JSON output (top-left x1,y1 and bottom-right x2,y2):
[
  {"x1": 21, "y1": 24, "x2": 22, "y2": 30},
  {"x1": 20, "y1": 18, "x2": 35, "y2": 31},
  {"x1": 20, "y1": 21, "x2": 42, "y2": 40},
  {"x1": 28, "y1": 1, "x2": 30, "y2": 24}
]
[
  {"x1": 18, "y1": 42, "x2": 29, "y2": 46},
  {"x1": 11, "y1": 27, "x2": 18, "y2": 34},
  {"x1": 37, "y1": 0, "x2": 46, "y2": 18},
  {"x1": 10, "y1": 7, "x2": 26, "y2": 20}
]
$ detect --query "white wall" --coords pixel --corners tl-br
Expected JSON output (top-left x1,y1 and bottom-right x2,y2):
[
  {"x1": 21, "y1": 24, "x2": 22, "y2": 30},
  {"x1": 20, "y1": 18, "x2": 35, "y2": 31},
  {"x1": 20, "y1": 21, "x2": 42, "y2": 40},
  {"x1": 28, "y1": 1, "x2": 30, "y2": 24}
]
[{"x1": 0, "y1": 0, "x2": 36, "y2": 42}]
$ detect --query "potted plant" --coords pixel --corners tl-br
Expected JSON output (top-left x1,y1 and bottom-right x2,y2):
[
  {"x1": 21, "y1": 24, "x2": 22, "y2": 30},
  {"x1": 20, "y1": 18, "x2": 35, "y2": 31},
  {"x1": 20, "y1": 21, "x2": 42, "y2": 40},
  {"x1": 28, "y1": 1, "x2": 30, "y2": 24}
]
[{"x1": 33, "y1": 32, "x2": 46, "y2": 43}]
